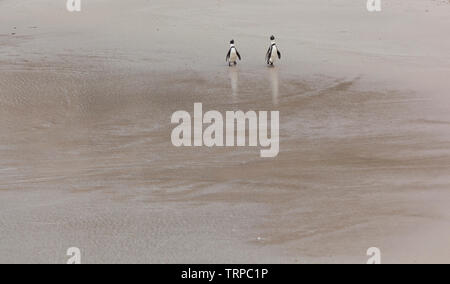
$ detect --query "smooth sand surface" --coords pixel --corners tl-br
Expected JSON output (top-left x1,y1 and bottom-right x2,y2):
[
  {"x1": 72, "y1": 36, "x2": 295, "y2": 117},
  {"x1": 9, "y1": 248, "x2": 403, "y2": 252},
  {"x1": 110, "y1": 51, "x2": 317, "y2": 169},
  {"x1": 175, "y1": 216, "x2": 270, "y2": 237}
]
[{"x1": 0, "y1": 0, "x2": 450, "y2": 263}]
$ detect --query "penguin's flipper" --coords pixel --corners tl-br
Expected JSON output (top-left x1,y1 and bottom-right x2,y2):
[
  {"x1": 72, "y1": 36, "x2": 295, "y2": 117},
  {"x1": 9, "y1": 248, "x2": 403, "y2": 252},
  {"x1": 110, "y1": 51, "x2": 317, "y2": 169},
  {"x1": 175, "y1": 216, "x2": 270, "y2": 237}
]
[
  {"x1": 237, "y1": 51, "x2": 241, "y2": 61},
  {"x1": 226, "y1": 49, "x2": 231, "y2": 62},
  {"x1": 277, "y1": 49, "x2": 281, "y2": 59},
  {"x1": 266, "y1": 47, "x2": 271, "y2": 64}
]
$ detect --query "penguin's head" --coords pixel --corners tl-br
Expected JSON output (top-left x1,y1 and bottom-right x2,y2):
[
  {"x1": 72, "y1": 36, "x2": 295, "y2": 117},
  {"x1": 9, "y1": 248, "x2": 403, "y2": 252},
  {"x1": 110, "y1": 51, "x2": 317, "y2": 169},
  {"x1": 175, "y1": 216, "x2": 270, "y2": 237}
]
[
  {"x1": 270, "y1": 35, "x2": 275, "y2": 41},
  {"x1": 230, "y1": 40, "x2": 235, "y2": 45}
]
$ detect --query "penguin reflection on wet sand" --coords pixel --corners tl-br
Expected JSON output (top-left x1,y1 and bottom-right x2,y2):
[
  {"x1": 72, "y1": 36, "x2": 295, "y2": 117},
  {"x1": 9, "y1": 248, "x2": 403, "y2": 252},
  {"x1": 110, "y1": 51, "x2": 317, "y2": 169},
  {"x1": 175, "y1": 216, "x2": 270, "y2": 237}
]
[
  {"x1": 226, "y1": 40, "x2": 242, "y2": 66},
  {"x1": 266, "y1": 35, "x2": 281, "y2": 66}
]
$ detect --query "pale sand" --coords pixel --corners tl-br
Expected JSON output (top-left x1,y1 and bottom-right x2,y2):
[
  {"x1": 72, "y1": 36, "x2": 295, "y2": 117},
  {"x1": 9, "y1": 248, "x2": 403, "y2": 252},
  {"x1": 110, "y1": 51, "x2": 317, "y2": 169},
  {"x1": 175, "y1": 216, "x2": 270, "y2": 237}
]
[{"x1": 0, "y1": 0, "x2": 450, "y2": 263}]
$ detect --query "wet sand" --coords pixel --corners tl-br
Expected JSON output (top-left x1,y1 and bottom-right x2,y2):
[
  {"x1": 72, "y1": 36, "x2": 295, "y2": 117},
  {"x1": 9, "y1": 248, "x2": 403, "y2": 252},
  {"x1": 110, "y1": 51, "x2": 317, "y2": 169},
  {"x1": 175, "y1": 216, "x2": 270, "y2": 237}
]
[{"x1": 1, "y1": 0, "x2": 450, "y2": 263}]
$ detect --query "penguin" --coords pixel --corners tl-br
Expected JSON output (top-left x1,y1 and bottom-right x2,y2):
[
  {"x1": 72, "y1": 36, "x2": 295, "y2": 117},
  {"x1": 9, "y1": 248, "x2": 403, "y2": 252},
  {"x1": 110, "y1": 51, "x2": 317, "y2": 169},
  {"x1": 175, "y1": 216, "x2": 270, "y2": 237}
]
[
  {"x1": 226, "y1": 40, "x2": 241, "y2": 66},
  {"x1": 266, "y1": 35, "x2": 281, "y2": 66}
]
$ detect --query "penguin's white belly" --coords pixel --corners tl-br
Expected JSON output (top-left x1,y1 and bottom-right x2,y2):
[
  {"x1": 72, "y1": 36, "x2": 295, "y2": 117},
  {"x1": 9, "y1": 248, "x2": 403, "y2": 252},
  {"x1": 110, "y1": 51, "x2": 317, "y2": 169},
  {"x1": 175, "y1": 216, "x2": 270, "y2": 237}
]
[
  {"x1": 270, "y1": 46, "x2": 278, "y2": 62},
  {"x1": 230, "y1": 49, "x2": 238, "y2": 62}
]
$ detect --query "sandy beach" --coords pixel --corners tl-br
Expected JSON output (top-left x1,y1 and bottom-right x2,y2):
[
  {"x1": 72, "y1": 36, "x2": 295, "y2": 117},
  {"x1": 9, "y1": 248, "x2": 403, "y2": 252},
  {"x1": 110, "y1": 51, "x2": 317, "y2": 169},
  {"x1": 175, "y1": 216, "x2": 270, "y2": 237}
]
[{"x1": 0, "y1": 0, "x2": 450, "y2": 263}]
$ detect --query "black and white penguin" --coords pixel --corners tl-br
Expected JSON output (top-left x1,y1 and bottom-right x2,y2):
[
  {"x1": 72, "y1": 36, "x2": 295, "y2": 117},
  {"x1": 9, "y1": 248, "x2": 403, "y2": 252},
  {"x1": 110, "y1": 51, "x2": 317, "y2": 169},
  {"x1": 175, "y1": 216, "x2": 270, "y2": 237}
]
[
  {"x1": 266, "y1": 35, "x2": 281, "y2": 66},
  {"x1": 226, "y1": 40, "x2": 241, "y2": 66}
]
